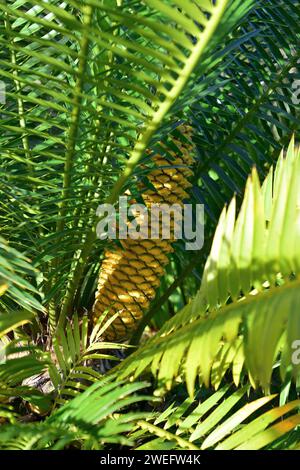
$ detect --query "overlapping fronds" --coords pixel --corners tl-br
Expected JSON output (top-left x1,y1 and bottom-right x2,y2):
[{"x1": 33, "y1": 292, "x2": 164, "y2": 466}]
[
  {"x1": 0, "y1": 237, "x2": 43, "y2": 311},
  {"x1": 0, "y1": 307, "x2": 128, "y2": 419},
  {"x1": 134, "y1": 387, "x2": 300, "y2": 450},
  {"x1": 119, "y1": 137, "x2": 300, "y2": 394},
  {"x1": 0, "y1": 241, "x2": 48, "y2": 419},
  {"x1": 1, "y1": 0, "x2": 250, "y2": 324},
  {"x1": 0, "y1": 376, "x2": 150, "y2": 449},
  {"x1": 191, "y1": 0, "x2": 300, "y2": 223},
  {"x1": 0, "y1": 328, "x2": 51, "y2": 419},
  {"x1": 127, "y1": 0, "x2": 300, "y2": 327},
  {"x1": 1, "y1": 0, "x2": 300, "y2": 452},
  {"x1": 49, "y1": 312, "x2": 128, "y2": 407}
]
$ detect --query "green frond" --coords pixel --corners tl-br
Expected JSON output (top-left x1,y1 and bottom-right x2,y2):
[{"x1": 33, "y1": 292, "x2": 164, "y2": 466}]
[
  {"x1": 0, "y1": 340, "x2": 52, "y2": 418},
  {"x1": 0, "y1": 237, "x2": 43, "y2": 312},
  {"x1": 119, "y1": 137, "x2": 300, "y2": 394},
  {"x1": 134, "y1": 387, "x2": 300, "y2": 450},
  {"x1": 0, "y1": 311, "x2": 34, "y2": 339},
  {"x1": 0, "y1": 376, "x2": 150, "y2": 450},
  {"x1": 49, "y1": 312, "x2": 128, "y2": 407},
  {"x1": 189, "y1": 0, "x2": 300, "y2": 224},
  {"x1": 128, "y1": 0, "x2": 300, "y2": 331}
]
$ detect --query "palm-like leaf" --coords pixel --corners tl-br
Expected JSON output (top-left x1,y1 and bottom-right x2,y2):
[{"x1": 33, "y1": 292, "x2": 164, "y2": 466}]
[
  {"x1": 1, "y1": 1, "x2": 300, "y2": 452},
  {"x1": 0, "y1": 237, "x2": 43, "y2": 312},
  {"x1": 191, "y1": 0, "x2": 300, "y2": 223},
  {"x1": 49, "y1": 312, "x2": 128, "y2": 407},
  {"x1": 119, "y1": 137, "x2": 300, "y2": 394},
  {"x1": 0, "y1": 334, "x2": 51, "y2": 419},
  {"x1": 0, "y1": 375, "x2": 150, "y2": 449},
  {"x1": 134, "y1": 387, "x2": 300, "y2": 450}
]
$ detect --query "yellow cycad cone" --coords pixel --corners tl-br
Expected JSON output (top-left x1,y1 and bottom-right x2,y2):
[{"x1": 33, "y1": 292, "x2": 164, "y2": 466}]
[{"x1": 93, "y1": 124, "x2": 195, "y2": 341}]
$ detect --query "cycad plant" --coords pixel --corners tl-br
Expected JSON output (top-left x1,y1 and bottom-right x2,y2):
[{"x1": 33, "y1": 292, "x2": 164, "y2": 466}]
[{"x1": 0, "y1": 0, "x2": 300, "y2": 451}]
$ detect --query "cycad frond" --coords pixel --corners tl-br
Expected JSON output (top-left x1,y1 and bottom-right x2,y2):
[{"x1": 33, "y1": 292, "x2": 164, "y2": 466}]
[
  {"x1": 48, "y1": 312, "x2": 126, "y2": 407},
  {"x1": 0, "y1": 237, "x2": 43, "y2": 312},
  {"x1": 189, "y1": 0, "x2": 300, "y2": 223},
  {"x1": 119, "y1": 137, "x2": 300, "y2": 394},
  {"x1": 0, "y1": 376, "x2": 150, "y2": 449},
  {"x1": 135, "y1": 387, "x2": 300, "y2": 450},
  {"x1": 0, "y1": 336, "x2": 51, "y2": 418}
]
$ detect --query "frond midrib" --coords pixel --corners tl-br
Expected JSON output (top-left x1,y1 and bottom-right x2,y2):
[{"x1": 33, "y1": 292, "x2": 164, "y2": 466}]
[{"x1": 120, "y1": 275, "x2": 300, "y2": 367}]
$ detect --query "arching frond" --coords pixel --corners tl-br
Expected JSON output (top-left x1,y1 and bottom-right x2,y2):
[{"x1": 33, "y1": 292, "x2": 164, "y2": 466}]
[
  {"x1": 0, "y1": 237, "x2": 43, "y2": 312},
  {"x1": 191, "y1": 0, "x2": 300, "y2": 224},
  {"x1": 0, "y1": 376, "x2": 150, "y2": 449},
  {"x1": 119, "y1": 137, "x2": 300, "y2": 394},
  {"x1": 125, "y1": 0, "x2": 300, "y2": 329},
  {"x1": 49, "y1": 312, "x2": 128, "y2": 407},
  {"x1": 134, "y1": 387, "x2": 300, "y2": 450}
]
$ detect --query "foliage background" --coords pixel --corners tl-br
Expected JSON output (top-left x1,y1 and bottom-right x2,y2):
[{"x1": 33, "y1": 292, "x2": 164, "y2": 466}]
[{"x1": 0, "y1": 0, "x2": 300, "y2": 450}]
